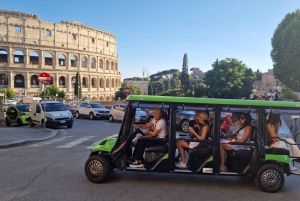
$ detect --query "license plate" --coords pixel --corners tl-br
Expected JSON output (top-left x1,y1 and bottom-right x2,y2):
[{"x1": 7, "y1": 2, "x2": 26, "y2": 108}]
[{"x1": 60, "y1": 120, "x2": 66, "y2": 123}]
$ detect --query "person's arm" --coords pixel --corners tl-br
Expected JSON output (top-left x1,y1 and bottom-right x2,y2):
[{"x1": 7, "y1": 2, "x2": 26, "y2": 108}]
[
  {"x1": 133, "y1": 122, "x2": 153, "y2": 129},
  {"x1": 266, "y1": 123, "x2": 279, "y2": 143},
  {"x1": 234, "y1": 126, "x2": 251, "y2": 143},
  {"x1": 194, "y1": 125, "x2": 209, "y2": 140},
  {"x1": 145, "y1": 120, "x2": 164, "y2": 137}
]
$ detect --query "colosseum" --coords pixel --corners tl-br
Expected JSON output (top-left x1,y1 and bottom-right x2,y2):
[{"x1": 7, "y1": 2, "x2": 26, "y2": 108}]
[{"x1": 0, "y1": 9, "x2": 121, "y2": 101}]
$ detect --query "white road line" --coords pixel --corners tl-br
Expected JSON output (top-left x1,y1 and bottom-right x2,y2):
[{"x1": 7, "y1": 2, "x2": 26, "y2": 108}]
[
  {"x1": 86, "y1": 141, "x2": 98, "y2": 149},
  {"x1": 28, "y1": 136, "x2": 74, "y2": 147},
  {"x1": 57, "y1": 136, "x2": 95, "y2": 148}
]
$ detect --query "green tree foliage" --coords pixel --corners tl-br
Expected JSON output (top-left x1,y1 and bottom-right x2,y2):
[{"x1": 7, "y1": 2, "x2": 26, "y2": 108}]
[
  {"x1": 185, "y1": 83, "x2": 207, "y2": 97},
  {"x1": 254, "y1": 69, "x2": 262, "y2": 81},
  {"x1": 271, "y1": 9, "x2": 300, "y2": 89},
  {"x1": 151, "y1": 81, "x2": 164, "y2": 95},
  {"x1": 160, "y1": 88, "x2": 181, "y2": 96},
  {"x1": 124, "y1": 77, "x2": 149, "y2": 81},
  {"x1": 280, "y1": 88, "x2": 298, "y2": 101},
  {"x1": 74, "y1": 72, "x2": 82, "y2": 99},
  {"x1": 40, "y1": 85, "x2": 65, "y2": 99},
  {"x1": 181, "y1": 53, "x2": 189, "y2": 96},
  {"x1": 204, "y1": 58, "x2": 255, "y2": 98},
  {"x1": 114, "y1": 83, "x2": 144, "y2": 100},
  {"x1": 0, "y1": 87, "x2": 15, "y2": 98}
]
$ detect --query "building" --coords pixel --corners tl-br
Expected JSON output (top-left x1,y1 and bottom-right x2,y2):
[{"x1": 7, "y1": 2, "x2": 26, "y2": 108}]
[
  {"x1": 0, "y1": 9, "x2": 121, "y2": 100},
  {"x1": 252, "y1": 69, "x2": 283, "y2": 92},
  {"x1": 190, "y1": 67, "x2": 205, "y2": 80},
  {"x1": 124, "y1": 80, "x2": 149, "y2": 95}
]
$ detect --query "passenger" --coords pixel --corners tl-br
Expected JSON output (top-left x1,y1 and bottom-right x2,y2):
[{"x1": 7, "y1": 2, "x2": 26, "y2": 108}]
[
  {"x1": 220, "y1": 113, "x2": 252, "y2": 172},
  {"x1": 175, "y1": 111, "x2": 210, "y2": 168},
  {"x1": 222, "y1": 112, "x2": 242, "y2": 139},
  {"x1": 129, "y1": 108, "x2": 167, "y2": 168},
  {"x1": 266, "y1": 114, "x2": 300, "y2": 173}
]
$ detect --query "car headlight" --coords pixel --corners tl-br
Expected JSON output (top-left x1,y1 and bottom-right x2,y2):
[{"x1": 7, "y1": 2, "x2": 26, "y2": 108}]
[{"x1": 46, "y1": 113, "x2": 54, "y2": 118}]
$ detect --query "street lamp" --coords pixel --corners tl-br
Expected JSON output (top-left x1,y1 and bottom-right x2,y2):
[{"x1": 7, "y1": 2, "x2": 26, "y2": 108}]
[
  {"x1": 142, "y1": 67, "x2": 151, "y2": 95},
  {"x1": 192, "y1": 84, "x2": 195, "y2": 97}
]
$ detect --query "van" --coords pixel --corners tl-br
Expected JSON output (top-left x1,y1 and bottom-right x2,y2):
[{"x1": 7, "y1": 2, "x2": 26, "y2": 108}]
[{"x1": 28, "y1": 101, "x2": 73, "y2": 128}]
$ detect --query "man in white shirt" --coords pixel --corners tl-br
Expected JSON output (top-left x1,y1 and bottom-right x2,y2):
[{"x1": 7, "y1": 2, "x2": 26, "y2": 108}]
[
  {"x1": 130, "y1": 108, "x2": 167, "y2": 168},
  {"x1": 223, "y1": 112, "x2": 242, "y2": 139}
]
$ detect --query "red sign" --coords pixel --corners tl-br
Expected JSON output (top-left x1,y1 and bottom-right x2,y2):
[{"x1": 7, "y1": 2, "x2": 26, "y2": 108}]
[
  {"x1": 124, "y1": 87, "x2": 131, "y2": 95},
  {"x1": 38, "y1": 72, "x2": 51, "y2": 84}
]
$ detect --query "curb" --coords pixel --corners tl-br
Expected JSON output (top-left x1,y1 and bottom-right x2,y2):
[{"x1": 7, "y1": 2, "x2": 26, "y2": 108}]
[{"x1": 0, "y1": 129, "x2": 59, "y2": 149}]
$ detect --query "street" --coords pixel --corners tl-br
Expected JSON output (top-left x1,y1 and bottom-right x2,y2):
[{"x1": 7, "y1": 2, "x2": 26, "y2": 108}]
[{"x1": 1, "y1": 118, "x2": 300, "y2": 201}]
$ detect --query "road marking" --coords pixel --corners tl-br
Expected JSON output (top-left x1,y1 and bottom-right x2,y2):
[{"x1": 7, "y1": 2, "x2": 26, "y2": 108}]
[
  {"x1": 28, "y1": 136, "x2": 74, "y2": 147},
  {"x1": 86, "y1": 141, "x2": 98, "y2": 149},
  {"x1": 57, "y1": 136, "x2": 95, "y2": 148}
]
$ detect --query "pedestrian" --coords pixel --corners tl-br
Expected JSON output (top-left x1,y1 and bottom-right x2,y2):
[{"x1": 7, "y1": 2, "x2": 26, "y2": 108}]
[
  {"x1": 290, "y1": 114, "x2": 300, "y2": 135},
  {"x1": 267, "y1": 90, "x2": 272, "y2": 101},
  {"x1": 274, "y1": 90, "x2": 280, "y2": 101}
]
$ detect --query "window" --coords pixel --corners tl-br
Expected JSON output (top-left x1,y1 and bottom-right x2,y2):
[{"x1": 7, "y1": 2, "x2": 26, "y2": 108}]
[
  {"x1": 106, "y1": 42, "x2": 109, "y2": 47},
  {"x1": 32, "y1": 41, "x2": 37, "y2": 44},
  {"x1": 92, "y1": 38, "x2": 95, "y2": 43},
  {"x1": 15, "y1": 26, "x2": 21, "y2": 32},
  {"x1": 61, "y1": 44, "x2": 64, "y2": 47},
  {"x1": 72, "y1": 34, "x2": 76, "y2": 40},
  {"x1": 46, "y1": 30, "x2": 51, "y2": 36}
]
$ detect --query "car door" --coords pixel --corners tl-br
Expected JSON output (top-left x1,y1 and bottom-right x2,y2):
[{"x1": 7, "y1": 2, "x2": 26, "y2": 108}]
[
  {"x1": 111, "y1": 104, "x2": 119, "y2": 120},
  {"x1": 6, "y1": 107, "x2": 17, "y2": 122},
  {"x1": 78, "y1": 103, "x2": 86, "y2": 116},
  {"x1": 119, "y1": 105, "x2": 126, "y2": 120}
]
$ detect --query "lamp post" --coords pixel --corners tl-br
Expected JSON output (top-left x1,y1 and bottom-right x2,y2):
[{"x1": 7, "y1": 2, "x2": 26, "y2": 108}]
[
  {"x1": 72, "y1": 79, "x2": 75, "y2": 104},
  {"x1": 142, "y1": 67, "x2": 151, "y2": 95},
  {"x1": 192, "y1": 83, "x2": 195, "y2": 97}
]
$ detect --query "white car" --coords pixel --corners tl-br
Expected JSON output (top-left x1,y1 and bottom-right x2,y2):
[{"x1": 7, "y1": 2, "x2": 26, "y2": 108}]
[
  {"x1": 76, "y1": 102, "x2": 110, "y2": 120},
  {"x1": 108, "y1": 104, "x2": 146, "y2": 122}
]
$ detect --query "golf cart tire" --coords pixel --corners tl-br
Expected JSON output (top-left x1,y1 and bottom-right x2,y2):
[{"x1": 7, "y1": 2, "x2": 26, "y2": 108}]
[
  {"x1": 85, "y1": 155, "x2": 110, "y2": 183},
  {"x1": 255, "y1": 164, "x2": 285, "y2": 193}
]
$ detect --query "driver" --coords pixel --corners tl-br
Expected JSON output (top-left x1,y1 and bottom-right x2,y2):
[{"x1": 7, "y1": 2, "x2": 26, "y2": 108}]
[{"x1": 129, "y1": 108, "x2": 167, "y2": 168}]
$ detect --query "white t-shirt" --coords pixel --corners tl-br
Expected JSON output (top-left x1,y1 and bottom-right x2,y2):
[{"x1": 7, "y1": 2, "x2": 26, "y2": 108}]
[{"x1": 151, "y1": 118, "x2": 167, "y2": 138}]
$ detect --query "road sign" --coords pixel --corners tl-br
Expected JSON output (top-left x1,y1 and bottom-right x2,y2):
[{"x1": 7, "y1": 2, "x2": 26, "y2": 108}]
[
  {"x1": 124, "y1": 87, "x2": 131, "y2": 95},
  {"x1": 38, "y1": 72, "x2": 51, "y2": 84}
]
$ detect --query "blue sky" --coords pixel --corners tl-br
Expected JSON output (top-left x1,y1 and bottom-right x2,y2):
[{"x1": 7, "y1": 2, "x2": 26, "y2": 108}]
[{"x1": 1, "y1": 0, "x2": 300, "y2": 79}]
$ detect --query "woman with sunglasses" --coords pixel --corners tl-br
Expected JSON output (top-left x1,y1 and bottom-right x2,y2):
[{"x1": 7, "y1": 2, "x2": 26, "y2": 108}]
[{"x1": 220, "y1": 113, "x2": 252, "y2": 172}]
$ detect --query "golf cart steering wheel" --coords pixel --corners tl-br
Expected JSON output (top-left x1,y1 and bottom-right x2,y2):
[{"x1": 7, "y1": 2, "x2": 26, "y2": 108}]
[{"x1": 135, "y1": 127, "x2": 145, "y2": 136}]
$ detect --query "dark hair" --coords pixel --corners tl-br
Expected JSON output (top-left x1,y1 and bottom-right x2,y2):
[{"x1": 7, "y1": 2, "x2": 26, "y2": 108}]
[
  {"x1": 240, "y1": 113, "x2": 252, "y2": 127},
  {"x1": 266, "y1": 114, "x2": 281, "y2": 127}
]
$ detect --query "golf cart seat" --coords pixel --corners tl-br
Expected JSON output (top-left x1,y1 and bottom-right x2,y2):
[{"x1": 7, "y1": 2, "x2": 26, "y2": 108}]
[{"x1": 265, "y1": 147, "x2": 290, "y2": 155}]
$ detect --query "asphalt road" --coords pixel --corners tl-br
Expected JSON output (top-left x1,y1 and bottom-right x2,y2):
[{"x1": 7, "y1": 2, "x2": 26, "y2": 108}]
[{"x1": 1, "y1": 118, "x2": 300, "y2": 201}]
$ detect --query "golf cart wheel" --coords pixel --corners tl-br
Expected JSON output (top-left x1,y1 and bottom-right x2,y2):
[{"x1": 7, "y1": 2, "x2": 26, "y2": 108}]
[
  {"x1": 5, "y1": 118, "x2": 11, "y2": 126},
  {"x1": 76, "y1": 112, "x2": 80, "y2": 119},
  {"x1": 89, "y1": 112, "x2": 95, "y2": 120},
  {"x1": 85, "y1": 155, "x2": 110, "y2": 183},
  {"x1": 17, "y1": 119, "x2": 23, "y2": 126},
  {"x1": 108, "y1": 115, "x2": 114, "y2": 122},
  {"x1": 181, "y1": 119, "x2": 190, "y2": 133},
  {"x1": 255, "y1": 164, "x2": 284, "y2": 193}
]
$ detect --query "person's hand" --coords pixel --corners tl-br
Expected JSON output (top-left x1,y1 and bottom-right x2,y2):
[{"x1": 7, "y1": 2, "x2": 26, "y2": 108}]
[
  {"x1": 144, "y1": 131, "x2": 149, "y2": 136},
  {"x1": 133, "y1": 124, "x2": 139, "y2": 129},
  {"x1": 188, "y1": 127, "x2": 196, "y2": 137}
]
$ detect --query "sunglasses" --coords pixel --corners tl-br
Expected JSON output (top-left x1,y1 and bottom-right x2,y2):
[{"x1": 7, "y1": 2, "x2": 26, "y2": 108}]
[{"x1": 240, "y1": 117, "x2": 245, "y2": 120}]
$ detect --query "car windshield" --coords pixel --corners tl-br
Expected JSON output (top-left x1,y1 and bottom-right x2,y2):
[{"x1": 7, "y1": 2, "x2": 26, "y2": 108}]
[
  {"x1": 90, "y1": 103, "x2": 105, "y2": 108},
  {"x1": 65, "y1": 104, "x2": 74, "y2": 108},
  {"x1": 136, "y1": 108, "x2": 142, "y2": 111},
  {"x1": 42, "y1": 103, "x2": 67, "y2": 112},
  {"x1": 16, "y1": 105, "x2": 29, "y2": 112}
]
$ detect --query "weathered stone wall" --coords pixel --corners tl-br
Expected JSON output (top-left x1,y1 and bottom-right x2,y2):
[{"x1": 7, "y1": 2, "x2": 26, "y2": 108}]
[{"x1": 0, "y1": 9, "x2": 121, "y2": 101}]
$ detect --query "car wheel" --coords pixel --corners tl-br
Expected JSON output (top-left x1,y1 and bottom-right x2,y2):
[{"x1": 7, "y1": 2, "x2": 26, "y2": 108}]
[
  {"x1": 67, "y1": 124, "x2": 73, "y2": 128},
  {"x1": 181, "y1": 119, "x2": 190, "y2": 133},
  {"x1": 17, "y1": 119, "x2": 23, "y2": 126},
  {"x1": 89, "y1": 113, "x2": 95, "y2": 120},
  {"x1": 255, "y1": 164, "x2": 284, "y2": 193},
  {"x1": 76, "y1": 112, "x2": 80, "y2": 119},
  {"x1": 29, "y1": 119, "x2": 35, "y2": 127},
  {"x1": 109, "y1": 115, "x2": 114, "y2": 122},
  {"x1": 5, "y1": 118, "x2": 11, "y2": 126},
  {"x1": 85, "y1": 155, "x2": 111, "y2": 183}
]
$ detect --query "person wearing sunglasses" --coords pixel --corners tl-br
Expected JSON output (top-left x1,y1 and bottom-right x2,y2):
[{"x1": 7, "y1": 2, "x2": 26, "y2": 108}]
[{"x1": 220, "y1": 113, "x2": 252, "y2": 172}]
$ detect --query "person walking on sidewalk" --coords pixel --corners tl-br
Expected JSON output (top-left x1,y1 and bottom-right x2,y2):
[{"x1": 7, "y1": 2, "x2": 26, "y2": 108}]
[{"x1": 290, "y1": 114, "x2": 300, "y2": 135}]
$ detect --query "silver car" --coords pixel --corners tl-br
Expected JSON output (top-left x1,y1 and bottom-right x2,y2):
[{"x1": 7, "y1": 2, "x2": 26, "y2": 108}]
[
  {"x1": 75, "y1": 102, "x2": 110, "y2": 120},
  {"x1": 108, "y1": 104, "x2": 146, "y2": 122}
]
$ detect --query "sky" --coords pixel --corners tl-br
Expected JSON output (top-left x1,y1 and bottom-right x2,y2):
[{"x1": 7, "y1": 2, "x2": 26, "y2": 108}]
[{"x1": 1, "y1": 0, "x2": 300, "y2": 79}]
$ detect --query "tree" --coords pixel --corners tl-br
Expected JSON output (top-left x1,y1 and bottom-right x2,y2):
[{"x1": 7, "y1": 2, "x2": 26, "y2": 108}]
[
  {"x1": 185, "y1": 83, "x2": 207, "y2": 97},
  {"x1": 254, "y1": 69, "x2": 262, "y2": 81},
  {"x1": 160, "y1": 88, "x2": 181, "y2": 96},
  {"x1": 40, "y1": 85, "x2": 65, "y2": 99},
  {"x1": 114, "y1": 83, "x2": 144, "y2": 100},
  {"x1": 204, "y1": 58, "x2": 255, "y2": 98},
  {"x1": 0, "y1": 87, "x2": 15, "y2": 98},
  {"x1": 271, "y1": 9, "x2": 300, "y2": 90},
  {"x1": 180, "y1": 53, "x2": 189, "y2": 96},
  {"x1": 151, "y1": 81, "x2": 164, "y2": 95},
  {"x1": 74, "y1": 72, "x2": 82, "y2": 99}
]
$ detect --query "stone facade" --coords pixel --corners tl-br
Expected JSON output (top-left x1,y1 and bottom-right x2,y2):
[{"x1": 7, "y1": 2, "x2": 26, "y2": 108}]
[
  {"x1": 0, "y1": 9, "x2": 121, "y2": 100},
  {"x1": 252, "y1": 69, "x2": 283, "y2": 92},
  {"x1": 190, "y1": 67, "x2": 205, "y2": 80},
  {"x1": 125, "y1": 80, "x2": 149, "y2": 95}
]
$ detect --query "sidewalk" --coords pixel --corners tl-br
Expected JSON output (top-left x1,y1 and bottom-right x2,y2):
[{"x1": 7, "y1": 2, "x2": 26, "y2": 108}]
[{"x1": 0, "y1": 126, "x2": 58, "y2": 148}]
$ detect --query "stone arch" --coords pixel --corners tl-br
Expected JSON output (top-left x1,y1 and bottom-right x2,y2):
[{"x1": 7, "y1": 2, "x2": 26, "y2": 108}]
[
  {"x1": 0, "y1": 49, "x2": 8, "y2": 63},
  {"x1": 111, "y1": 78, "x2": 115, "y2": 88},
  {"x1": 111, "y1": 61, "x2": 114, "y2": 71},
  {"x1": 81, "y1": 56, "x2": 87, "y2": 68},
  {"x1": 13, "y1": 50, "x2": 24, "y2": 64},
  {"x1": 82, "y1": 77, "x2": 89, "y2": 88},
  {"x1": 106, "y1": 60, "x2": 109, "y2": 70},
  {"x1": 90, "y1": 58, "x2": 96, "y2": 68},
  {"x1": 59, "y1": 76, "x2": 66, "y2": 87},
  {"x1": 91, "y1": 77, "x2": 97, "y2": 88},
  {"x1": 106, "y1": 78, "x2": 110, "y2": 88},
  {"x1": 99, "y1": 59, "x2": 103, "y2": 69},
  {"x1": 115, "y1": 62, "x2": 118, "y2": 71},
  {"x1": 92, "y1": 96, "x2": 97, "y2": 101},
  {"x1": 100, "y1": 78, "x2": 104, "y2": 88},
  {"x1": 30, "y1": 75, "x2": 39, "y2": 87},
  {"x1": 50, "y1": 75, "x2": 54, "y2": 85},
  {"x1": 106, "y1": 96, "x2": 110, "y2": 100},
  {"x1": 14, "y1": 74, "x2": 25, "y2": 88},
  {"x1": 71, "y1": 76, "x2": 76, "y2": 88},
  {"x1": 111, "y1": 95, "x2": 115, "y2": 100},
  {"x1": 100, "y1": 96, "x2": 104, "y2": 100},
  {"x1": 44, "y1": 52, "x2": 53, "y2": 65},
  {"x1": 58, "y1": 54, "x2": 66, "y2": 66},
  {"x1": 29, "y1": 51, "x2": 39, "y2": 65},
  {"x1": 70, "y1": 55, "x2": 77, "y2": 67},
  {"x1": 0, "y1": 73, "x2": 8, "y2": 86}
]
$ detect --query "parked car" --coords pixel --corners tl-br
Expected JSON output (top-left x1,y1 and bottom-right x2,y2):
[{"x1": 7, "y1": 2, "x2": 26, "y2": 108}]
[
  {"x1": 28, "y1": 101, "x2": 73, "y2": 128},
  {"x1": 146, "y1": 108, "x2": 194, "y2": 132},
  {"x1": 3, "y1": 103, "x2": 13, "y2": 112},
  {"x1": 4, "y1": 99, "x2": 17, "y2": 105},
  {"x1": 76, "y1": 102, "x2": 109, "y2": 120},
  {"x1": 65, "y1": 104, "x2": 76, "y2": 116},
  {"x1": 108, "y1": 104, "x2": 146, "y2": 122},
  {"x1": 5, "y1": 104, "x2": 30, "y2": 126}
]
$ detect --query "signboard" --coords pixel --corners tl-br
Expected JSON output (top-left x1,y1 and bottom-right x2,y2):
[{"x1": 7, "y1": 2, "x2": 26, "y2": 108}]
[
  {"x1": 124, "y1": 87, "x2": 131, "y2": 95},
  {"x1": 38, "y1": 72, "x2": 51, "y2": 84}
]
